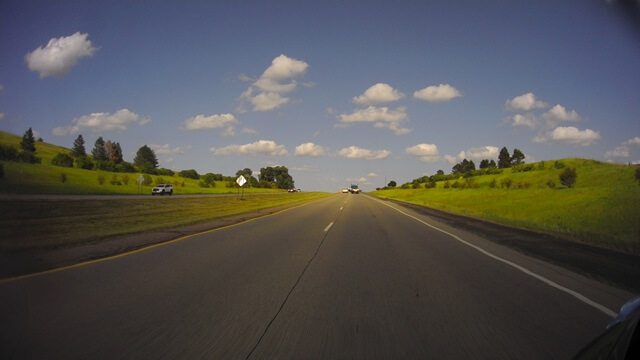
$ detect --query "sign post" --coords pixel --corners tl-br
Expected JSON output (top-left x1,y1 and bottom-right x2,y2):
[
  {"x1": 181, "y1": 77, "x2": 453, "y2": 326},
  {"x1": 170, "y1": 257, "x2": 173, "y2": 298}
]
[
  {"x1": 137, "y1": 175, "x2": 145, "y2": 194},
  {"x1": 236, "y1": 175, "x2": 247, "y2": 200}
]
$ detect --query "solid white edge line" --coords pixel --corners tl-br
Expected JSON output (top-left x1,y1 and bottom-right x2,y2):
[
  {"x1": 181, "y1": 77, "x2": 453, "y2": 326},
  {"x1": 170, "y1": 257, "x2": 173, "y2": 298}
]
[
  {"x1": 324, "y1": 222, "x2": 334, "y2": 232},
  {"x1": 369, "y1": 196, "x2": 617, "y2": 318}
]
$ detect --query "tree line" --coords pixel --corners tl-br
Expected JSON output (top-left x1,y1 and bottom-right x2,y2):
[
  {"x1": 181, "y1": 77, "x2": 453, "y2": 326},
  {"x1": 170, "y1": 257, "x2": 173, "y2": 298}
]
[{"x1": 1, "y1": 129, "x2": 296, "y2": 189}]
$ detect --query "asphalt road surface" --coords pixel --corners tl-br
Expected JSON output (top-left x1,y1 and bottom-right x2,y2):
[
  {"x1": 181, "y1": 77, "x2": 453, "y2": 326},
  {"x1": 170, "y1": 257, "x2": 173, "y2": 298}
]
[{"x1": 0, "y1": 194, "x2": 633, "y2": 359}]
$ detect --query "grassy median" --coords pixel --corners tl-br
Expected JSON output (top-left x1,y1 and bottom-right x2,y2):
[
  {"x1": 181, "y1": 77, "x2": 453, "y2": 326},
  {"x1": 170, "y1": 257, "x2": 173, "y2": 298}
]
[{"x1": 0, "y1": 193, "x2": 332, "y2": 253}]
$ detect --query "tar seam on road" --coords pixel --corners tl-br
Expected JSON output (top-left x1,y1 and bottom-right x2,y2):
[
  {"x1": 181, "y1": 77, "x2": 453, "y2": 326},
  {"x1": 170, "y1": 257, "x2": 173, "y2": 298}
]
[
  {"x1": 368, "y1": 195, "x2": 618, "y2": 318},
  {"x1": 0, "y1": 196, "x2": 332, "y2": 285},
  {"x1": 244, "y1": 200, "x2": 345, "y2": 360}
]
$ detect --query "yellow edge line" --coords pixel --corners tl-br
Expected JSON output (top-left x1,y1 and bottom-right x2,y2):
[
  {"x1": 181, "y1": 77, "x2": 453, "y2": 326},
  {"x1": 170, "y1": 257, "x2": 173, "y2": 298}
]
[{"x1": 0, "y1": 196, "x2": 332, "y2": 284}]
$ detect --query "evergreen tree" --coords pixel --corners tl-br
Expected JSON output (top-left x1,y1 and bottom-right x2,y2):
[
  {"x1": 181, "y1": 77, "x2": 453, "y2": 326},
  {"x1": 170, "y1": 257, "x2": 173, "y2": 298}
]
[
  {"x1": 72, "y1": 134, "x2": 86, "y2": 157},
  {"x1": 92, "y1": 137, "x2": 107, "y2": 161},
  {"x1": 105, "y1": 140, "x2": 123, "y2": 164},
  {"x1": 488, "y1": 159, "x2": 497, "y2": 168},
  {"x1": 498, "y1": 147, "x2": 511, "y2": 168},
  {"x1": 134, "y1": 145, "x2": 158, "y2": 169},
  {"x1": 114, "y1": 142, "x2": 123, "y2": 164},
  {"x1": 20, "y1": 128, "x2": 36, "y2": 153},
  {"x1": 479, "y1": 159, "x2": 490, "y2": 169},
  {"x1": 511, "y1": 148, "x2": 525, "y2": 165}
]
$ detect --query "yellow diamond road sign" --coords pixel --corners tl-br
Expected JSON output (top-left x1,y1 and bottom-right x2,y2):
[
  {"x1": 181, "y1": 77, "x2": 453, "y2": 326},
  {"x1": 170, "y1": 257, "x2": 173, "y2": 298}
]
[{"x1": 236, "y1": 175, "x2": 247, "y2": 187}]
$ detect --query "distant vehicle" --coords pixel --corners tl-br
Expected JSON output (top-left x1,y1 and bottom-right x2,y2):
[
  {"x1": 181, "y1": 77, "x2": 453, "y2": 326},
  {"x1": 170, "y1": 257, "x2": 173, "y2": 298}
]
[
  {"x1": 342, "y1": 188, "x2": 349, "y2": 193},
  {"x1": 349, "y1": 184, "x2": 361, "y2": 194},
  {"x1": 152, "y1": 184, "x2": 173, "y2": 195},
  {"x1": 288, "y1": 188, "x2": 301, "y2": 193}
]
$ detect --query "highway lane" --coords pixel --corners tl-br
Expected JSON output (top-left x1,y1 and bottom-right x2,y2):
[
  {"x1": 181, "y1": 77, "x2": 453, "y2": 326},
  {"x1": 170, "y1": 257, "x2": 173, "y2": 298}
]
[{"x1": 0, "y1": 194, "x2": 633, "y2": 359}]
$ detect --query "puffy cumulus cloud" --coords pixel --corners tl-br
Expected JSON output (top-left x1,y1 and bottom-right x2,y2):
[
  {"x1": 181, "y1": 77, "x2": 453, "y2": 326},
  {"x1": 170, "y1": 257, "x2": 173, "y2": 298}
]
[
  {"x1": 533, "y1": 126, "x2": 600, "y2": 146},
  {"x1": 238, "y1": 54, "x2": 309, "y2": 112},
  {"x1": 295, "y1": 142, "x2": 325, "y2": 157},
  {"x1": 466, "y1": 146, "x2": 499, "y2": 160},
  {"x1": 210, "y1": 140, "x2": 288, "y2": 156},
  {"x1": 53, "y1": 109, "x2": 150, "y2": 136},
  {"x1": 405, "y1": 143, "x2": 439, "y2": 162},
  {"x1": 184, "y1": 113, "x2": 238, "y2": 130},
  {"x1": 25, "y1": 32, "x2": 98, "y2": 78},
  {"x1": 337, "y1": 146, "x2": 391, "y2": 160},
  {"x1": 510, "y1": 113, "x2": 537, "y2": 128},
  {"x1": 149, "y1": 144, "x2": 188, "y2": 156},
  {"x1": 353, "y1": 83, "x2": 405, "y2": 105},
  {"x1": 624, "y1": 137, "x2": 640, "y2": 146},
  {"x1": 444, "y1": 151, "x2": 466, "y2": 164},
  {"x1": 338, "y1": 106, "x2": 411, "y2": 135},
  {"x1": 504, "y1": 92, "x2": 548, "y2": 111},
  {"x1": 605, "y1": 146, "x2": 629, "y2": 159},
  {"x1": 413, "y1": 84, "x2": 462, "y2": 103},
  {"x1": 542, "y1": 104, "x2": 580, "y2": 122},
  {"x1": 0, "y1": 113, "x2": 4, "y2": 121}
]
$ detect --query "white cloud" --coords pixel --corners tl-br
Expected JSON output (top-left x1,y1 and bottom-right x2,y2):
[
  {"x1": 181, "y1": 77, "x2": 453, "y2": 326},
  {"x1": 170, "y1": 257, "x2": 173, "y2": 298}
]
[
  {"x1": 25, "y1": 32, "x2": 98, "y2": 78},
  {"x1": 542, "y1": 104, "x2": 580, "y2": 122},
  {"x1": 444, "y1": 151, "x2": 466, "y2": 164},
  {"x1": 466, "y1": 146, "x2": 499, "y2": 160},
  {"x1": 295, "y1": 142, "x2": 325, "y2": 157},
  {"x1": 0, "y1": 113, "x2": 4, "y2": 121},
  {"x1": 504, "y1": 92, "x2": 548, "y2": 111},
  {"x1": 367, "y1": 172, "x2": 378, "y2": 177},
  {"x1": 238, "y1": 54, "x2": 308, "y2": 112},
  {"x1": 413, "y1": 84, "x2": 462, "y2": 103},
  {"x1": 510, "y1": 113, "x2": 538, "y2": 128},
  {"x1": 184, "y1": 113, "x2": 238, "y2": 131},
  {"x1": 533, "y1": 126, "x2": 600, "y2": 146},
  {"x1": 210, "y1": 140, "x2": 288, "y2": 156},
  {"x1": 338, "y1": 106, "x2": 410, "y2": 135},
  {"x1": 624, "y1": 137, "x2": 640, "y2": 146},
  {"x1": 53, "y1": 109, "x2": 150, "y2": 136},
  {"x1": 149, "y1": 144, "x2": 188, "y2": 156},
  {"x1": 241, "y1": 127, "x2": 258, "y2": 134},
  {"x1": 405, "y1": 143, "x2": 440, "y2": 162},
  {"x1": 353, "y1": 83, "x2": 405, "y2": 105},
  {"x1": 605, "y1": 146, "x2": 629, "y2": 159},
  {"x1": 337, "y1": 146, "x2": 391, "y2": 160}
]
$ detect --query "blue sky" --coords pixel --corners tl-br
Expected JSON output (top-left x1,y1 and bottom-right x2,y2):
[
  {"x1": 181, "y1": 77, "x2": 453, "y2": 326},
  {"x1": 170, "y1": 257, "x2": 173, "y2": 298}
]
[{"x1": 1, "y1": 1, "x2": 639, "y2": 192}]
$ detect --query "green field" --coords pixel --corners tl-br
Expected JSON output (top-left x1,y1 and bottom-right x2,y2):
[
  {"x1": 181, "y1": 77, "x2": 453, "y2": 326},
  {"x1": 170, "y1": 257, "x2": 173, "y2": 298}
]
[
  {"x1": 371, "y1": 159, "x2": 640, "y2": 254},
  {"x1": 0, "y1": 130, "x2": 283, "y2": 195},
  {"x1": 0, "y1": 193, "x2": 332, "y2": 252}
]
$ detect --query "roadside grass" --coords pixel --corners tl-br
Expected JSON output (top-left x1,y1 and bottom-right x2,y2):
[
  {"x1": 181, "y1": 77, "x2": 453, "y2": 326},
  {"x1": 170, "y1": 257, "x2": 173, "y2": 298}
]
[
  {"x1": 0, "y1": 130, "x2": 283, "y2": 195},
  {"x1": 0, "y1": 192, "x2": 332, "y2": 253},
  {"x1": 371, "y1": 159, "x2": 640, "y2": 253}
]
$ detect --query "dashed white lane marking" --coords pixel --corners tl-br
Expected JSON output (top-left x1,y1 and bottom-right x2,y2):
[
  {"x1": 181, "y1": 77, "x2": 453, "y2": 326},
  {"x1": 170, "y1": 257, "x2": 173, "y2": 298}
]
[
  {"x1": 324, "y1": 222, "x2": 334, "y2": 232},
  {"x1": 369, "y1": 196, "x2": 617, "y2": 318}
]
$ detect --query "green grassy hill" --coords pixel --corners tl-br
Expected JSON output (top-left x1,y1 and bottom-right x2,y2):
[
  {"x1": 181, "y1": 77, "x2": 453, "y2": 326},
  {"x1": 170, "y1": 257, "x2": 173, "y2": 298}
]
[
  {"x1": 371, "y1": 159, "x2": 640, "y2": 253},
  {"x1": 0, "y1": 130, "x2": 282, "y2": 195}
]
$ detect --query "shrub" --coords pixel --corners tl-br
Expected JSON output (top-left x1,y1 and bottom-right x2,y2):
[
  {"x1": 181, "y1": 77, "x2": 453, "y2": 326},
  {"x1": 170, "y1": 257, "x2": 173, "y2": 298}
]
[
  {"x1": 554, "y1": 161, "x2": 565, "y2": 169},
  {"x1": 516, "y1": 181, "x2": 531, "y2": 189},
  {"x1": 198, "y1": 180, "x2": 208, "y2": 188},
  {"x1": 501, "y1": 178, "x2": 513, "y2": 189},
  {"x1": 155, "y1": 177, "x2": 166, "y2": 185},
  {"x1": 412, "y1": 182, "x2": 421, "y2": 189},
  {"x1": 546, "y1": 179, "x2": 556, "y2": 189},
  {"x1": 51, "y1": 152, "x2": 74, "y2": 168},
  {"x1": 635, "y1": 168, "x2": 640, "y2": 185},
  {"x1": 538, "y1": 161, "x2": 545, "y2": 170},
  {"x1": 60, "y1": 173, "x2": 68, "y2": 183},
  {"x1": 181, "y1": 181, "x2": 185, "y2": 187},
  {"x1": 0, "y1": 144, "x2": 18, "y2": 161},
  {"x1": 559, "y1": 167, "x2": 577, "y2": 188},
  {"x1": 95, "y1": 160, "x2": 118, "y2": 172},
  {"x1": 451, "y1": 181, "x2": 461, "y2": 188},
  {"x1": 425, "y1": 181, "x2": 436, "y2": 189},
  {"x1": 75, "y1": 156, "x2": 94, "y2": 170},
  {"x1": 179, "y1": 169, "x2": 200, "y2": 180},
  {"x1": 401, "y1": 183, "x2": 411, "y2": 189},
  {"x1": 16, "y1": 151, "x2": 41, "y2": 164},
  {"x1": 117, "y1": 162, "x2": 137, "y2": 173},
  {"x1": 109, "y1": 175, "x2": 122, "y2": 186},
  {"x1": 122, "y1": 174, "x2": 130, "y2": 185},
  {"x1": 443, "y1": 181, "x2": 451, "y2": 189},
  {"x1": 489, "y1": 178, "x2": 497, "y2": 188},
  {"x1": 97, "y1": 175, "x2": 106, "y2": 185},
  {"x1": 157, "y1": 168, "x2": 175, "y2": 176},
  {"x1": 142, "y1": 174, "x2": 153, "y2": 186},
  {"x1": 511, "y1": 164, "x2": 535, "y2": 173}
]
